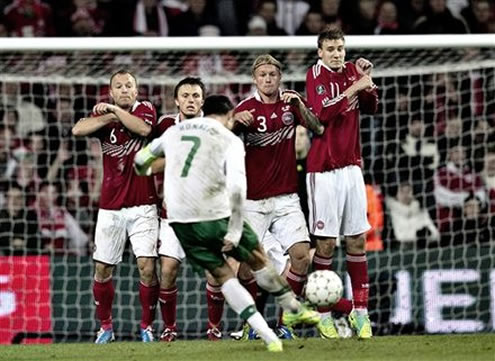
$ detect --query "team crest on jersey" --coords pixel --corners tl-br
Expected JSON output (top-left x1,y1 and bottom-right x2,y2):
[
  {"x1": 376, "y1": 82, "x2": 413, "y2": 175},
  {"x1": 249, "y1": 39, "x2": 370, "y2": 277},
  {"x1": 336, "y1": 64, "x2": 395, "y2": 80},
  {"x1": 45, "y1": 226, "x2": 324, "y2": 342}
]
[
  {"x1": 282, "y1": 112, "x2": 294, "y2": 125},
  {"x1": 316, "y1": 85, "x2": 326, "y2": 95}
]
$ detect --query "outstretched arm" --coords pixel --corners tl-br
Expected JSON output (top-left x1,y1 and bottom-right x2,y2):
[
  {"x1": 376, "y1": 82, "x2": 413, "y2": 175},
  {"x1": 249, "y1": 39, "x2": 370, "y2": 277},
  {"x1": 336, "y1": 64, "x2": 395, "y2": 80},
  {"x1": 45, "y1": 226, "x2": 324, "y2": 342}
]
[{"x1": 221, "y1": 141, "x2": 247, "y2": 252}]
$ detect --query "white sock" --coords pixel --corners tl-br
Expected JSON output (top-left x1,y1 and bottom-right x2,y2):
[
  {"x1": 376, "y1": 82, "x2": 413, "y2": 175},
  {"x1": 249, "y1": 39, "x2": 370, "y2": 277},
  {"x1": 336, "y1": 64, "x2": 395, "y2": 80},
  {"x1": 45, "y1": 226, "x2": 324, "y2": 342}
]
[
  {"x1": 275, "y1": 291, "x2": 301, "y2": 313},
  {"x1": 221, "y1": 278, "x2": 278, "y2": 344},
  {"x1": 246, "y1": 312, "x2": 279, "y2": 344},
  {"x1": 252, "y1": 266, "x2": 284, "y2": 293},
  {"x1": 221, "y1": 278, "x2": 255, "y2": 315},
  {"x1": 354, "y1": 308, "x2": 368, "y2": 316},
  {"x1": 252, "y1": 266, "x2": 301, "y2": 312}
]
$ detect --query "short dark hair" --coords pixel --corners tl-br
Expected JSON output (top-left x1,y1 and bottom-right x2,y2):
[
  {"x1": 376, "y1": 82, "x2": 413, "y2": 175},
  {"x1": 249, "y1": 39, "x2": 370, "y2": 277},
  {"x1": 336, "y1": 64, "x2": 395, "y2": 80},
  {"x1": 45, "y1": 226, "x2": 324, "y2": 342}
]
[
  {"x1": 258, "y1": 0, "x2": 277, "y2": 12},
  {"x1": 109, "y1": 69, "x2": 137, "y2": 87},
  {"x1": 317, "y1": 26, "x2": 345, "y2": 49},
  {"x1": 202, "y1": 95, "x2": 234, "y2": 117},
  {"x1": 174, "y1": 77, "x2": 206, "y2": 99}
]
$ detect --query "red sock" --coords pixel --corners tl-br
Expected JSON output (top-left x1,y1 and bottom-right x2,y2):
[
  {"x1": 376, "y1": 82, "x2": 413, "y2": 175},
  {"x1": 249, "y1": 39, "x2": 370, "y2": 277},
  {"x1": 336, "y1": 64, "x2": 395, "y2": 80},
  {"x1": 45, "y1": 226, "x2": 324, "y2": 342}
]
[
  {"x1": 331, "y1": 297, "x2": 353, "y2": 314},
  {"x1": 346, "y1": 252, "x2": 369, "y2": 310},
  {"x1": 206, "y1": 281, "x2": 224, "y2": 328},
  {"x1": 139, "y1": 281, "x2": 159, "y2": 329},
  {"x1": 239, "y1": 276, "x2": 258, "y2": 300},
  {"x1": 93, "y1": 278, "x2": 114, "y2": 330},
  {"x1": 312, "y1": 254, "x2": 333, "y2": 271},
  {"x1": 159, "y1": 286, "x2": 178, "y2": 329},
  {"x1": 286, "y1": 268, "x2": 307, "y2": 297}
]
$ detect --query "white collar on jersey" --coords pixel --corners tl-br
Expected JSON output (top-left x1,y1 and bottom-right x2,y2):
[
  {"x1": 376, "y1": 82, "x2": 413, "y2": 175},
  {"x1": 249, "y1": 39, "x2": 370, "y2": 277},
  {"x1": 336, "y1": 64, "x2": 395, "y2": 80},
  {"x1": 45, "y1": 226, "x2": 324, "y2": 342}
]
[
  {"x1": 254, "y1": 89, "x2": 283, "y2": 103},
  {"x1": 131, "y1": 100, "x2": 140, "y2": 112},
  {"x1": 317, "y1": 59, "x2": 347, "y2": 73},
  {"x1": 176, "y1": 110, "x2": 204, "y2": 124}
]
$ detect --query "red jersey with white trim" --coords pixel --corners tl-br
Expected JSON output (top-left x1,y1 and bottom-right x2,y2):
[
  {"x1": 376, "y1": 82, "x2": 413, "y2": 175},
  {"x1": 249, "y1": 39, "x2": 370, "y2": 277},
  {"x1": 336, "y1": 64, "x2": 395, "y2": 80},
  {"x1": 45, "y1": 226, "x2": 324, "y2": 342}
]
[
  {"x1": 305, "y1": 60, "x2": 378, "y2": 172},
  {"x1": 155, "y1": 113, "x2": 180, "y2": 218},
  {"x1": 235, "y1": 90, "x2": 304, "y2": 200},
  {"x1": 93, "y1": 100, "x2": 158, "y2": 210}
]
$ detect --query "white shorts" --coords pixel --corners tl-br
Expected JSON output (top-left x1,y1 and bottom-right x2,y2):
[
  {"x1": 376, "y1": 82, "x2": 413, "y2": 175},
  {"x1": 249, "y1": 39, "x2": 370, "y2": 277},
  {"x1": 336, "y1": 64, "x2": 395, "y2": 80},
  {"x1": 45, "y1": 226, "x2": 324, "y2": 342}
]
[
  {"x1": 307, "y1": 165, "x2": 371, "y2": 238},
  {"x1": 158, "y1": 218, "x2": 186, "y2": 262},
  {"x1": 93, "y1": 205, "x2": 159, "y2": 265},
  {"x1": 244, "y1": 193, "x2": 310, "y2": 254},
  {"x1": 263, "y1": 232, "x2": 289, "y2": 275}
]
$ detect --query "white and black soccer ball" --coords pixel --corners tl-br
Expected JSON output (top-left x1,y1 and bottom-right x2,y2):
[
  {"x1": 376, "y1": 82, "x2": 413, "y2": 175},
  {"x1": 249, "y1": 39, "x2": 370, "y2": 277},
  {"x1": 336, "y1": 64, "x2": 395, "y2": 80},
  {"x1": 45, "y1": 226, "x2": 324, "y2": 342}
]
[{"x1": 305, "y1": 270, "x2": 343, "y2": 306}]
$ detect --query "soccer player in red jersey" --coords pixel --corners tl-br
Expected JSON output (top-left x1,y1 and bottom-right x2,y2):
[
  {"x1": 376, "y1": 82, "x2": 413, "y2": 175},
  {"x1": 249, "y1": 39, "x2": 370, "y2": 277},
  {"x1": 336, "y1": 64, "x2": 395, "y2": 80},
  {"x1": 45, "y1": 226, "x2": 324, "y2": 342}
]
[
  {"x1": 305, "y1": 27, "x2": 378, "y2": 339},
  {"x1": 72, "y1": 70, "x2": 159, "y2": 343},
  {"x1": 234, "y1": 54, "x2": 324, "y2": 338},
  {"x1": 149, "y1": 77, "x2": 229, "y2": 341},
  {"x1": 151, "y1": 77, "x2": 222, "y2": 342}
]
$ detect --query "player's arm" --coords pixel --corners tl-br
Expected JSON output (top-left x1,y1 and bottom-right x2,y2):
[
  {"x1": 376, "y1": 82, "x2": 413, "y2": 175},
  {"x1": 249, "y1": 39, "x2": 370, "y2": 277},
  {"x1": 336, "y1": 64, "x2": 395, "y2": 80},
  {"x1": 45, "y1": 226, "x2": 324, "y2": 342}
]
[
  {"x1": 222, "y1": 140, "x2": 247, "y2": 252},
  {"x1": 150, "y1": 158, "x2": 166, "y2": 174},
  {"x1": 306, "y1": 69, "x2": 348, "y2": 125},
  {"x1": 72, "y1": 113, "x2": 116, "y2": 136},
  {"x1": 355, "y1": 58, "x2": 379, "y2": 114},
  {"x1": 108, "y1": 104, "x2": 152, "y2": 137},
  {"x1": 134, "y1": 137, "x2": 165, "y2": 176},
  {"x1": 281, "y1": 91, "x2": 324, "y2": 135}
]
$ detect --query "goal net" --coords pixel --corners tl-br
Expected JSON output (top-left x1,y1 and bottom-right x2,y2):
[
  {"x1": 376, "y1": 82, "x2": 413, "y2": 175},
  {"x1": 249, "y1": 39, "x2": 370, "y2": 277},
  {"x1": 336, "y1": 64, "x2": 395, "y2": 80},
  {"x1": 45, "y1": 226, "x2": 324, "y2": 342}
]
[{"x1": 0, "y1": 35, "x2": 493, "y2": 343}]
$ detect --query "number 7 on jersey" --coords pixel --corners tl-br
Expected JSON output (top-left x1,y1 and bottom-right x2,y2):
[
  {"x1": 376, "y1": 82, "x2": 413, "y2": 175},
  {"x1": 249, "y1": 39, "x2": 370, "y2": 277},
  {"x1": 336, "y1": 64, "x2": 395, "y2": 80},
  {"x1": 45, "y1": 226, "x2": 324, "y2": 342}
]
[{"x1": 181, "y1": 135, "x2": 201, "y2": 177}]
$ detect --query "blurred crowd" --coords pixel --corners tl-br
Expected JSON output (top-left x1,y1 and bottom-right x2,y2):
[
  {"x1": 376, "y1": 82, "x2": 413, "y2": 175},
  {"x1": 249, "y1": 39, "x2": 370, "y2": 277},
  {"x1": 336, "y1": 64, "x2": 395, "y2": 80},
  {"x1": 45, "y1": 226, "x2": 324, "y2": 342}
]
[
  {"x1": 0, "y1": 0, "x2": 494, "y2": 257},
  {"x1": 0, "y1": 0, "x2": 493, "y2": 38},
  {"x1": 0, "y1": 63, "x2": 494, "y2": 257}
]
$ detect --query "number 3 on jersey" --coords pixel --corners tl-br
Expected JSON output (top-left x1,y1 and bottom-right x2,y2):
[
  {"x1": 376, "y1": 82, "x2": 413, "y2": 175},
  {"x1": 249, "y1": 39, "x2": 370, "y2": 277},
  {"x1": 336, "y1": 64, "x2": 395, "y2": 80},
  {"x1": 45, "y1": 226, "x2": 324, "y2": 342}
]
[
  {"x1": 257, "y1": 116, "x2": 267, "y2": 132},
  {"x1": 181, "y1": 135, "x2": 201, "y2": 177}
]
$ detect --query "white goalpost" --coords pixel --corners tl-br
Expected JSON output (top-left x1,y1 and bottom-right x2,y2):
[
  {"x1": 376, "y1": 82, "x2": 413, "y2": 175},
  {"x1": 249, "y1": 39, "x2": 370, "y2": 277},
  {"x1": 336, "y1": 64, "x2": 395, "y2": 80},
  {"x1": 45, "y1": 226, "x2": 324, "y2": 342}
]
[{"x1": 0, "y1": 34, "x2": 494, "y2": 343}]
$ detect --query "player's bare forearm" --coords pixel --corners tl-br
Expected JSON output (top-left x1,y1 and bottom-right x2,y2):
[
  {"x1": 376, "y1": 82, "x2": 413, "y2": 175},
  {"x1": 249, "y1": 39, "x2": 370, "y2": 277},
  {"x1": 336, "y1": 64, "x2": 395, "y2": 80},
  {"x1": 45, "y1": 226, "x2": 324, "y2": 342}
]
[
  {"x1": 298, "y1": 103, "x2": 324, "y2": 135},
  {"x1": 113, "y1": 107, "x2": 152, "y2": 137},
  {"x1": 150, "y1": 157, "x2": 165, "y2": 174},
  {"x1": 72, "y1": 113, "x2": 116, "y2": 136}
]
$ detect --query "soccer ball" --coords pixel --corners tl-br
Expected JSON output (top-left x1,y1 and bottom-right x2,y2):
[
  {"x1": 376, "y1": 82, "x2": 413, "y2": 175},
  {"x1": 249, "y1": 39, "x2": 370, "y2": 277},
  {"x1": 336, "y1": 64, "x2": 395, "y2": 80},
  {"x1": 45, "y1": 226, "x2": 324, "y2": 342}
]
[{"x1": 305, "y1": 270, "x2": 343, "y2": 306}]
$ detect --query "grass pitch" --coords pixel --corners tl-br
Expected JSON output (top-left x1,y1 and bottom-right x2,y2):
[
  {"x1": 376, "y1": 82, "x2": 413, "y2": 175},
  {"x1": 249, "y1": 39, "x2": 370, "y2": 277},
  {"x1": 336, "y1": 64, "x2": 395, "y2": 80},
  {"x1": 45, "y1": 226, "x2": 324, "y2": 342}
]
[{"x1": 1, "y1": 334, "x2": 494, "y2": 361}]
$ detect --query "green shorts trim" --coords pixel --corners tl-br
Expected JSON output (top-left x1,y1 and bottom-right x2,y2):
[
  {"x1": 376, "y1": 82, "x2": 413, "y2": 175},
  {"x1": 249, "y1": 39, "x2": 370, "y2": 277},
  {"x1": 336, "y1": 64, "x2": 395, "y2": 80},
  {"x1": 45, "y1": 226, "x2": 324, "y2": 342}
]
[{"x1": 170, "y1": 218, "x2": 259, "y2": 273}]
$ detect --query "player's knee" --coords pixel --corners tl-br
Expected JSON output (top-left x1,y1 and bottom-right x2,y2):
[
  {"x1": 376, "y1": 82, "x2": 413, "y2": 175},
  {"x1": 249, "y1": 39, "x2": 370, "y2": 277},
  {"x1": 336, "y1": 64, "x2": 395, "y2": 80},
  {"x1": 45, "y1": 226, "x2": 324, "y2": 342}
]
[
  {"x1": 160, "y1": 258, "x2": 179, "y2": 287},
  {"x1": 316, "y1": 237, "x2": 336, "y2": 256},
  {"x1": 346, "y1": 234, "x2": 366, "y2": 253},
  {"x1": 94, "y1": 262, "x2": 113, "y2": 281},
  {"x1": 288, "y1": 243, "x2": 311, "y2": 272},
  {"x1": 137, "y1": 259, "x2": 156, "y2": 283},
  {"x1": 237, "y1": 262, "x2": 253, "y2": 281}
]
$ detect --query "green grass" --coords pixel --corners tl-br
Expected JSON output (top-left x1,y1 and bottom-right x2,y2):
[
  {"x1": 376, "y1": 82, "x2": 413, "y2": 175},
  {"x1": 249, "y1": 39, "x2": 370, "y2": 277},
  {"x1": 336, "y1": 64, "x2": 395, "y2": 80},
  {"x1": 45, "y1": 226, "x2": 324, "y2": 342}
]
[{"x1": 1, "y1": 334, "x2": 494, "y2": 361}]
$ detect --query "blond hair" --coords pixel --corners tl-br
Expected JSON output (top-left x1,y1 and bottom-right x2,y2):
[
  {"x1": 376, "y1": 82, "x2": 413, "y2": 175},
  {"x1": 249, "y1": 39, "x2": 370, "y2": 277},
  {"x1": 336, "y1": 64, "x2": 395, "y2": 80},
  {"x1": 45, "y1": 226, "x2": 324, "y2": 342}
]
[{"x1": 251, "y1": 54, "x2": 282, "y2": 75}]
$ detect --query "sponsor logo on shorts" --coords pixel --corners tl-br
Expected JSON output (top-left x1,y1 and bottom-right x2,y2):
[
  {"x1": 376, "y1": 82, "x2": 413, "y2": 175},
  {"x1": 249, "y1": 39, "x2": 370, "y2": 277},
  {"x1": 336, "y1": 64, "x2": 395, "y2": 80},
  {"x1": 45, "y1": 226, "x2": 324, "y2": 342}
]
[
  {"x1": 282, "y1": 112, "x2": 294, "y2": 125},
  {"x1": 316, "y1": 220, "x2": 325, "y2": 229}
]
